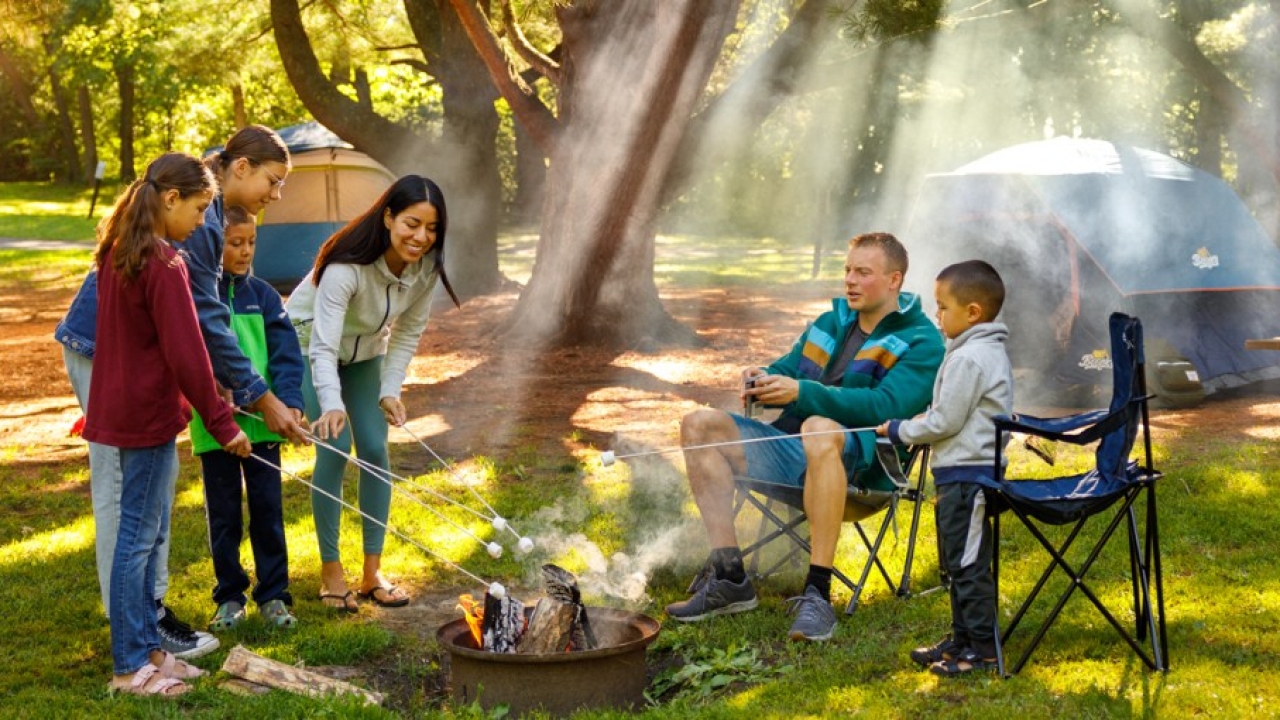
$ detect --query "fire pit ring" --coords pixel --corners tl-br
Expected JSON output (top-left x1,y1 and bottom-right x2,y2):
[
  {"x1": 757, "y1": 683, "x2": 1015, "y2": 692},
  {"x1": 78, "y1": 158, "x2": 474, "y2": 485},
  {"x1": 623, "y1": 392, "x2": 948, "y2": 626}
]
[{"x1": 437, "y1": 606, "x2": 661, "y2": 716}]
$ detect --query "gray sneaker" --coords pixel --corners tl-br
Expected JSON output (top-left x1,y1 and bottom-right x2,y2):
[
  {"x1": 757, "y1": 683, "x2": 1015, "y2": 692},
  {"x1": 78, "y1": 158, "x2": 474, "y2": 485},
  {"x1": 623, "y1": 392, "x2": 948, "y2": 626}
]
[
  {"x1": 157, "y1": 604, "x2": 221, "y2": 659},
  {"x1": 786, "y1": 585, "x2": 837, "y2": 642},
  {"x1": 666, "y1": 566, "x2": 758, "y2": 622}
]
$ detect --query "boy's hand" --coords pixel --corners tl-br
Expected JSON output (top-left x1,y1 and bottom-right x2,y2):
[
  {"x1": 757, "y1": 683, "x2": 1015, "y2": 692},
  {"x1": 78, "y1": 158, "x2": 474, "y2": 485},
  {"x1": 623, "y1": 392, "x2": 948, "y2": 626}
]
[
  {"x1": 223, "y1": 430, "x2": 251, "y2": 458},
  {"x1": 875, "y1": 422, "x2": 889, "y2": 437},
  {"x1": 379, "y1": 397, "x2": 406, "y2": 427},
  {"x1": 252, "y1": 391, "x2": 310, "y2": 445},
  {"x1": 312, "y1": 410, "x2": 346, "y2": 440}
]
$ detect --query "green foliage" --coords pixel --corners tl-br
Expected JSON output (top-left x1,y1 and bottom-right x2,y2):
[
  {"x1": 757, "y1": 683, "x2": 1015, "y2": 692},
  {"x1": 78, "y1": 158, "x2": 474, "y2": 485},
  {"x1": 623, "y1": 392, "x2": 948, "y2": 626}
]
[{"x1": 647, "y1": 641, "x2": 794, "y2": 704}]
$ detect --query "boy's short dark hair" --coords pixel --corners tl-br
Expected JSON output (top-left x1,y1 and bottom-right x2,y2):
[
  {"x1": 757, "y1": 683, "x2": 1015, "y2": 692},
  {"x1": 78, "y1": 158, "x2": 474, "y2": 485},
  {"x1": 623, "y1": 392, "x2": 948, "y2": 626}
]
[
  {"x1": 937, "y1": 260, "x2": 1005, "y2": 322},
  {"x1": 223, "y1": 205, "x2": 256, "y2": 229},
  {"x1": 849, "y1": 232, "x2": 909, "y2": 275}
]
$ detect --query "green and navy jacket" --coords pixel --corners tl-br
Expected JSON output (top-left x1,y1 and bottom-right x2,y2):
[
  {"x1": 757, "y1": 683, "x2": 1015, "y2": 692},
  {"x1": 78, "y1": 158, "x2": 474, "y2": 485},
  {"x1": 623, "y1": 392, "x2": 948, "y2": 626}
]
[
  {"x1": 189, "y1": 271, "x2": 305, "y2": 454},
  {"x1": 764, "y1": 291, "x2": 945, "y2": 489}
]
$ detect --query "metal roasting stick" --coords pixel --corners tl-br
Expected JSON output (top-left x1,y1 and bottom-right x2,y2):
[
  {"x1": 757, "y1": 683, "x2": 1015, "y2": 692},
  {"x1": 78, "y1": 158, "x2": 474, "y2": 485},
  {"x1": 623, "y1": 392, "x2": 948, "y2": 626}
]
[
  {"x1": 233, "y1": 409, "x2": 526, "y2": 557},
  {"x1": 245, "y1": 450, "x2": 507, "y2": 598},
  {"x1": 396, "y1": 423, "x2": 531, "y2": 549},
  {"x1": 600, "y1": 425, "x2": 880, "y2": 466}
]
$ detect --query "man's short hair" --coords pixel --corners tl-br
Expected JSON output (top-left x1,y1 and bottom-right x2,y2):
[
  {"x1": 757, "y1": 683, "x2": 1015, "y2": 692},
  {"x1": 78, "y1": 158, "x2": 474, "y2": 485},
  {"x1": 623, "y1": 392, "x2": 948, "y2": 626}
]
[
  {"x1": 849, "y1": 232, "x2": 908, "y2": 276},
  {"x1": 937, "y1": 259, "x2": 1006, "y2": 322}
]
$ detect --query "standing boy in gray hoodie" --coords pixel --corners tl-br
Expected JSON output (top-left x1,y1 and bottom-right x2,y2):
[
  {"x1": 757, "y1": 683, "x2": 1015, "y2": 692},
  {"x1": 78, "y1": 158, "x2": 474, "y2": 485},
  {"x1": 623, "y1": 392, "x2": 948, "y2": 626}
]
[{"x1": 877, "y1": 259, "x2": 1013, "y2": 676}]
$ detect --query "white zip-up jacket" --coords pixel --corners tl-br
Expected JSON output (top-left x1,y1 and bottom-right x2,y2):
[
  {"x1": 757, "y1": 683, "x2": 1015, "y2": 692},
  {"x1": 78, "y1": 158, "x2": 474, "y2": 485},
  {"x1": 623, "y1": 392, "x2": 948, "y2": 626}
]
[{"x1": 286, "y1": 256, "x2": 438, "y2": 415}]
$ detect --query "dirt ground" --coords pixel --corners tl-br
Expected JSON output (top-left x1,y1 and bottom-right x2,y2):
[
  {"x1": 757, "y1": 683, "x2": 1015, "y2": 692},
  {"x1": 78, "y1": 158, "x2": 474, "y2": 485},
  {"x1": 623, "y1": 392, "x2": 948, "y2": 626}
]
[{"x1": 6, "y1": 278, "x2": 1280, "y2": 710}]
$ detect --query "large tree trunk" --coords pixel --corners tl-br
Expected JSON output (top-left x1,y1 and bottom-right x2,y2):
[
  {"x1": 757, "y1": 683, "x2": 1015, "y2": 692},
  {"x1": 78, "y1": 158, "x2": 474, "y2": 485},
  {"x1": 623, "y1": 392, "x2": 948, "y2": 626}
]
[
  {"x1": 497, "y1": 1, "x2": 740, "y2": 348},
  {"x1": 78, "y1": 85, "x2": 98, "y2": 186},
  {"x1": 116, "y1": 62, "x2": 136, "y2": 182},
  {"x1": 47, "y1": 62, "x2": 82, "y2": 183},
  {"x1": 273, "y1": 0, "x2": 504, "y2": 298},
  {"x1": 512, "y1": 118, "x2": 545, "y2": 224},
  {"x1": 405, "y1": 0, "x2": 505, "y2": 297},
  {"x1": 0, "y1": 46, "x2": 40, "y2": 127}
]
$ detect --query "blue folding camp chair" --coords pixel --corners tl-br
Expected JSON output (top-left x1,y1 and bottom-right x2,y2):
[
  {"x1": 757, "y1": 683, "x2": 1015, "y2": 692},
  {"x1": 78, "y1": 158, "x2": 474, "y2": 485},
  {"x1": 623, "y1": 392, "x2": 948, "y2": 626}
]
[
  {"x1": 979, "y1": 312, "x2": 1167, "y2": 676},
  {"x1": 734, "y1": 440, "x2": 940, "y2": 615}
]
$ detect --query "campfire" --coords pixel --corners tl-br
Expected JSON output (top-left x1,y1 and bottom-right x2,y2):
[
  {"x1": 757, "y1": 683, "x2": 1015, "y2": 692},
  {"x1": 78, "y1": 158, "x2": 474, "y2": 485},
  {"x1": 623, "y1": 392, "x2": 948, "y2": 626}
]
[{"x1": 456, "y1": 564, "x2": 597, "y2": 654}]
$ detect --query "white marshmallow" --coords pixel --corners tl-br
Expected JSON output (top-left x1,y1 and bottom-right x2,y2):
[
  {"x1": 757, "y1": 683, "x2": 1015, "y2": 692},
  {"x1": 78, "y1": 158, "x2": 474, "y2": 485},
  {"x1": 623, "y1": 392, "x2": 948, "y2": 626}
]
[
  {"x1": 491, "y1": 516, "x2": 508, "y2": 532},
  {"x1": 486, "y1": 541, "x2": 503, "y2": 558},
  {"x1": 516, "y1": 537, "x2": 535, "y2": 554},
  {"x1": 601, "y1": 450, "x2": 616, "y2": 466},
  {"x1": 488, "y1": 582, "x2": 506, "y2": 599}
]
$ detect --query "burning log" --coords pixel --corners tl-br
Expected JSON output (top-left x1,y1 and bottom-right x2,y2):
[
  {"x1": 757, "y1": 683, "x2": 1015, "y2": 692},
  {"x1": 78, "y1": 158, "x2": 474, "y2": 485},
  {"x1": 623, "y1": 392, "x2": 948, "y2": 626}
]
[
  {"x1": 514, "y1": 564, "x2": 597, "y2": 654},
  {"x1": 457, "y1": 589, "x2": 526, "y2": 653}
]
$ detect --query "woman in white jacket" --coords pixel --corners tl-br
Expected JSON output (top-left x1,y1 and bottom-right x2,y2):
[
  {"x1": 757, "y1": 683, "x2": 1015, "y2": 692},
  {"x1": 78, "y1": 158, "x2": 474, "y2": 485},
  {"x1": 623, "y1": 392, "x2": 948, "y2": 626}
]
[{"x1": 286, "y1": 175, "x2": 459, "y2": 611}]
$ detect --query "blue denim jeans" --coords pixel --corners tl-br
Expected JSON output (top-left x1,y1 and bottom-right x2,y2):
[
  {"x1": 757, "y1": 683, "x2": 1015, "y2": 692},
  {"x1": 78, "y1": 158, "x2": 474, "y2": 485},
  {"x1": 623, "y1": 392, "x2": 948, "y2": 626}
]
[
  {"x1": 62, "y1": 346, "x2": 172, "y2": 616},
  {"x1": 110, "y1": 442, "x2": 177, "y2": 674}
]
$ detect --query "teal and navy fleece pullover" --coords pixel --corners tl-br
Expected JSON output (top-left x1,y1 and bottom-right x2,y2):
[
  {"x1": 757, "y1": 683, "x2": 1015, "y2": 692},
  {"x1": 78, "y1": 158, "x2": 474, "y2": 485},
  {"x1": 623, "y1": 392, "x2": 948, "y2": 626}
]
[{"x1": 764, "y1": 291, "x2": 945, "y2": 488}]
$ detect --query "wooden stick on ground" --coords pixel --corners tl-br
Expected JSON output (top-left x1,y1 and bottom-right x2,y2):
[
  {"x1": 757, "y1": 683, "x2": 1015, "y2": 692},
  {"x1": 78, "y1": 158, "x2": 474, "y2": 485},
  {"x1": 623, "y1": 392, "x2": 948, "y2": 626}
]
[{"x1": 220, "y1": 644, "x2": 383, "y2": 706}]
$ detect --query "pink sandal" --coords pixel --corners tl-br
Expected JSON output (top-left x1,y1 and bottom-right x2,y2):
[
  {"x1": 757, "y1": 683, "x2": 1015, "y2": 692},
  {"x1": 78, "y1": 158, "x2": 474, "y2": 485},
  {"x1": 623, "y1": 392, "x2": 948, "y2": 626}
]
[
  {"x1": 109, "y1": 664, "x2": 191, "y2": 697},
  {"x1": 157, "y1": 651, "x2": 206, "y2": 680}
]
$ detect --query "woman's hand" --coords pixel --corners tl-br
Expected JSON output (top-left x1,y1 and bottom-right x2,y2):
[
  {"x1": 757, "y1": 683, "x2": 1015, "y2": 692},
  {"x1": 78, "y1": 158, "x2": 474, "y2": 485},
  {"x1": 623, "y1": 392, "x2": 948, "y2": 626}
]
[
  {"x1": 223, "y1": 430, "x2": 252, "y2": 458},
  {"x1": 380, "y1": 397, "x2": 406, "y2": 427},
  {"x1": 311, "y1": 410, "x2": 347, "y2": 440}
]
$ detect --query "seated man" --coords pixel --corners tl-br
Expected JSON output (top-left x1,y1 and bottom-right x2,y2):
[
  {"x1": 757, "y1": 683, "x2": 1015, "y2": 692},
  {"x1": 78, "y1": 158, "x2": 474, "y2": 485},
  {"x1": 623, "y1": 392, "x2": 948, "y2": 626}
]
[{"x1": 668, "y1": 232, "x2": 944, "y2": 642}]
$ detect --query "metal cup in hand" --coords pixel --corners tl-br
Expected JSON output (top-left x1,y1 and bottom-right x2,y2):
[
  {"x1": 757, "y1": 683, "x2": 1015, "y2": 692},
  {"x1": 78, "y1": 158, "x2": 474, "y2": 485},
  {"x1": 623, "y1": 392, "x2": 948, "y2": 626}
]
[{"x1": 744, "y1": 376, "x2": 758, "y2": 418}]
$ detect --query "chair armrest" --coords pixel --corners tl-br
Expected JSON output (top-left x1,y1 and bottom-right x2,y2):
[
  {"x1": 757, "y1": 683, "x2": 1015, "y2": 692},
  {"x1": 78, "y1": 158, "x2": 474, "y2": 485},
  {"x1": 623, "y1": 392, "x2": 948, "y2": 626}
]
[{"x1": 994, "y1": 407, "x2": 1126, "y2": 446}]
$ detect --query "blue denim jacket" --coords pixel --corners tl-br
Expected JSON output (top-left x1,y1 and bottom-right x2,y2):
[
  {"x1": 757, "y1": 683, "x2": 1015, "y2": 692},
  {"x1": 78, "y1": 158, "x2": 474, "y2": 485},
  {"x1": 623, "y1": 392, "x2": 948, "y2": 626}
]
[
  {"x1": 182, "y1": 197, "x2": 269, "y2": 407},
  {"x1": 53, "y1": 269, "x2": 99, "y2": 358}
]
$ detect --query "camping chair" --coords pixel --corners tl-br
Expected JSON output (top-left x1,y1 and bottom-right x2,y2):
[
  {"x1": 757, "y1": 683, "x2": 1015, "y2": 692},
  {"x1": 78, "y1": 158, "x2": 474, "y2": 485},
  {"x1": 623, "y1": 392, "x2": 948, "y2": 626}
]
[
  {"x1": 734, "y1": 440, "x2": 939, "y2": 615},
  {"x1": 982, "y1": 312, "x2": 1168, "y2": 676}
]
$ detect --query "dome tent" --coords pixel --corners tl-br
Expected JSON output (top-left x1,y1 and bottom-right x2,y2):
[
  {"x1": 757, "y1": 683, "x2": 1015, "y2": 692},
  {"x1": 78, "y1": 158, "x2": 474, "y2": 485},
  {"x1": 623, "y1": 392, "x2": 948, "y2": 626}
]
[
  {"x1": 251, "y1": 121, "x2": 396, "y2": 292},
  {"x1": 908, "y1": 137, "x2": 1280, "y2": 406}
]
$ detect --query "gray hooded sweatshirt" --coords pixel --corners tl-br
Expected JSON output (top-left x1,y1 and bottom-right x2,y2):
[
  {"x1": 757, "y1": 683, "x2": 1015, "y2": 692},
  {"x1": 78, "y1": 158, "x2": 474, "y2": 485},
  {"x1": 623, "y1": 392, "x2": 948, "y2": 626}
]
[{"x1": 887, "y1": 322, "x2": 1014, "y2": 482}]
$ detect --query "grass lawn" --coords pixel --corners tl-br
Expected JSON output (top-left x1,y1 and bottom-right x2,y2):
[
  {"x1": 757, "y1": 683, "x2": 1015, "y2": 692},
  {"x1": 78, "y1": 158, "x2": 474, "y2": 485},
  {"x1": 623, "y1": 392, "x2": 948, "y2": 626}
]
[
  {"x1": 2, "y1": 184, "x2": 1280, "y2": 717},
  {"x1": 0, "y1": 181, "x2": 103, "y2": 243}
]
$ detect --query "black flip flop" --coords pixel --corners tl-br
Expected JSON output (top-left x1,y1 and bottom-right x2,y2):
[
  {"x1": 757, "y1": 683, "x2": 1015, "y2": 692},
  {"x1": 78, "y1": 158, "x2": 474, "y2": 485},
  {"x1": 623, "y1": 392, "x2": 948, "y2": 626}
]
[
  {"x1": 357, "y1": 585, "x2": 410, "y2": 608},
  {"x1": 319, "y1": 590, "x2": 358, "y2": 614}
]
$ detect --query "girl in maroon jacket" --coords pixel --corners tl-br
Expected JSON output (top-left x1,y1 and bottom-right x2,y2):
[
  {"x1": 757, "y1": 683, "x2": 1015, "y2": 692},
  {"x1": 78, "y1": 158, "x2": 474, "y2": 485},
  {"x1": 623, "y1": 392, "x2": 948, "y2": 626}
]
[{"x1": 83, "y1": 153, "x2": 250, "y2": 697}]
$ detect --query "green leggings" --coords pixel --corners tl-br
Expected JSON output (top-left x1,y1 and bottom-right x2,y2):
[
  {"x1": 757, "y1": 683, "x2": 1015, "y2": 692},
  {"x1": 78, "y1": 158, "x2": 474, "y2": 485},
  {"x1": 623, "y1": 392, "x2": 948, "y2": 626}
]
[{"x1": 302, "y1": 357, "x2": 391, "y2": 562}]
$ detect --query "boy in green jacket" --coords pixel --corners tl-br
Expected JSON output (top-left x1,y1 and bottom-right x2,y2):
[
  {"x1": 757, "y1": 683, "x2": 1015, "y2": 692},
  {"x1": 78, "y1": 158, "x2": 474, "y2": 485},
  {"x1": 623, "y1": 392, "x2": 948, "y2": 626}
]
[
  {"x1": 190, "y1": 206, "x2": 306, "y2": 631},
  {"x1": 668, "y1": 232, "x2": 945, "y2": 642}
]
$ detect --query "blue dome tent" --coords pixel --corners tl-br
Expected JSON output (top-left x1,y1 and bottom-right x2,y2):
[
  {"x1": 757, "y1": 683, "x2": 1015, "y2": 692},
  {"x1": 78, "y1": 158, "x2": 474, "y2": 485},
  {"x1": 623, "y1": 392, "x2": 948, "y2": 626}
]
[{"x1": 908, "y1": 137, "x2": 1280, "y2": 405}]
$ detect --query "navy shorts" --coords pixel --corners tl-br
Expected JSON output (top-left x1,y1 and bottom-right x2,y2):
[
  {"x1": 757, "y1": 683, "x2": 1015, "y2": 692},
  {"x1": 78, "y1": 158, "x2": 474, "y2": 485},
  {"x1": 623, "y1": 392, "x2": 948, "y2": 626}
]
[{"x1": 729, "y1": 414, "x2": 864, "y2": 487}]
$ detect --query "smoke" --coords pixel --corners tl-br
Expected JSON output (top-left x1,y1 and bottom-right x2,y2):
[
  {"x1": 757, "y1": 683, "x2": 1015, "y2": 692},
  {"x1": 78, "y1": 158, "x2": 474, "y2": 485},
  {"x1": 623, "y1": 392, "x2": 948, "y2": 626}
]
[{"x1": 514, "y1": 452, "x2": 706, "y2": 609}]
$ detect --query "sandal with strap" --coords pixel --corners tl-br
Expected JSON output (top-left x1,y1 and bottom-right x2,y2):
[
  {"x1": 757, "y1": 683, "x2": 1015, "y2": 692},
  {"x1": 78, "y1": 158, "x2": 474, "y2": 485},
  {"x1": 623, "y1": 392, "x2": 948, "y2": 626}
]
[
  {"x1": 929, "y1": 647, "x2": 998, "y2": 677},
  {"x1": 157, "y1": 651, "x2": 206, "y2": 680},
  {"x1": 357, "y1": 584, "x2": 410, "y2": 608},
  {"x1": 109, "y1": 663, "x2": 191, "y2": 697}
]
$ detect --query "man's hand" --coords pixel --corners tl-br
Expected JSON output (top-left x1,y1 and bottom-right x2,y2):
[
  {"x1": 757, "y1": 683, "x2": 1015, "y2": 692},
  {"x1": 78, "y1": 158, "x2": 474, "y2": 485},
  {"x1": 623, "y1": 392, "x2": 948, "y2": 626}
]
[
  {"x1": 311, "y1": 410, "x2": 347, "y2": 440},
  {"x1": 251, "y1": 391, "x2": 310, "y2": 445},
  {"x1": 740, "y1": 367, "x2": 766, "y2": 404},
  {"x1": 222, "y1": 430, "x2": 251, "y2": 458},
  {"x1": 379, "y1": 397, "x2": 406, "y2": 427},
  {"x1": 750, "y1": 374, "x2": 800, "y2": 406}
]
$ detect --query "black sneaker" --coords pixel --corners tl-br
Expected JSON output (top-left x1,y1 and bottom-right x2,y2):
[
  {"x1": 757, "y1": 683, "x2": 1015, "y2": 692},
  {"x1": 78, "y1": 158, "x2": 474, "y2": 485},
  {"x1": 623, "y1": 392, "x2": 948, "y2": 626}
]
[
  {"x1": 158, "y1": 603, "x2": 220, "y2": 660},
  {"x1": 929, "y1": 646, "x2": 998, "y2": 677},
  {"x1": 909, "y1": 634, "x2": 964, "y2": 667},
  {"x1": 785, "y1": 585, "x2": 837, "y2": 642},
  {"x1": 666, "y1": 566, "x2": 758, "y2": 622}
]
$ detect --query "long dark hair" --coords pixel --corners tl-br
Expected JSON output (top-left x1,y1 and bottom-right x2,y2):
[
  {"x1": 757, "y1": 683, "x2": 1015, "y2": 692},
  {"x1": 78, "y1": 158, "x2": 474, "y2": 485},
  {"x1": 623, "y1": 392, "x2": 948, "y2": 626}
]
[
  {"x1": 95, "y1": 153, "x2": 216, "y2": 282},
  {"x1": 311, "y1": 174, "x2": 459, "y2": 307},
  {"x1": 203, "y1": 124, "x2": 290, "y2": 180}
]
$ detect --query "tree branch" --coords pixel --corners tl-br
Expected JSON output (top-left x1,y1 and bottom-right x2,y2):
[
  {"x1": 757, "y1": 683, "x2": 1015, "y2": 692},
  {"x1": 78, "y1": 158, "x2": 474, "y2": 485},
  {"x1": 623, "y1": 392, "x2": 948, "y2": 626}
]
[
  {"x1": 501, "y1": 0, "x2": 560, "y2": 85},
  {"x1": 444, "y1": 0, "x2": 559, "y2": 154}
]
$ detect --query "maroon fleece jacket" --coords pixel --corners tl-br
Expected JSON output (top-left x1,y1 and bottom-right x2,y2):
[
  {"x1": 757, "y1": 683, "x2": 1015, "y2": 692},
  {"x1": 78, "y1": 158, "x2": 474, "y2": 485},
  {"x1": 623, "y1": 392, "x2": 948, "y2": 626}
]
[{"x1": 83, "y1": 241, "x2": 240, "y2": 448}]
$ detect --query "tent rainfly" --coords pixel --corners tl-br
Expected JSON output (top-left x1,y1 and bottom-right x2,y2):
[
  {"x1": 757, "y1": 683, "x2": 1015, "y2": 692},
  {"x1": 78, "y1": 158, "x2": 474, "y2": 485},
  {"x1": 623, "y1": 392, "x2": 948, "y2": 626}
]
[{"x1": 252, "y1": 121, "x2": 396, "y2": 292}]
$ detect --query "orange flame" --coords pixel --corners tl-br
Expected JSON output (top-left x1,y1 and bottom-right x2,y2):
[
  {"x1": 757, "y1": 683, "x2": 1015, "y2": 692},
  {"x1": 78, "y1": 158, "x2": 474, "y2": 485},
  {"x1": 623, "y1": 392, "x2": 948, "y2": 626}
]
[{"x1": 457, "y1": 594, "x2": 484, "y2": 647}]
